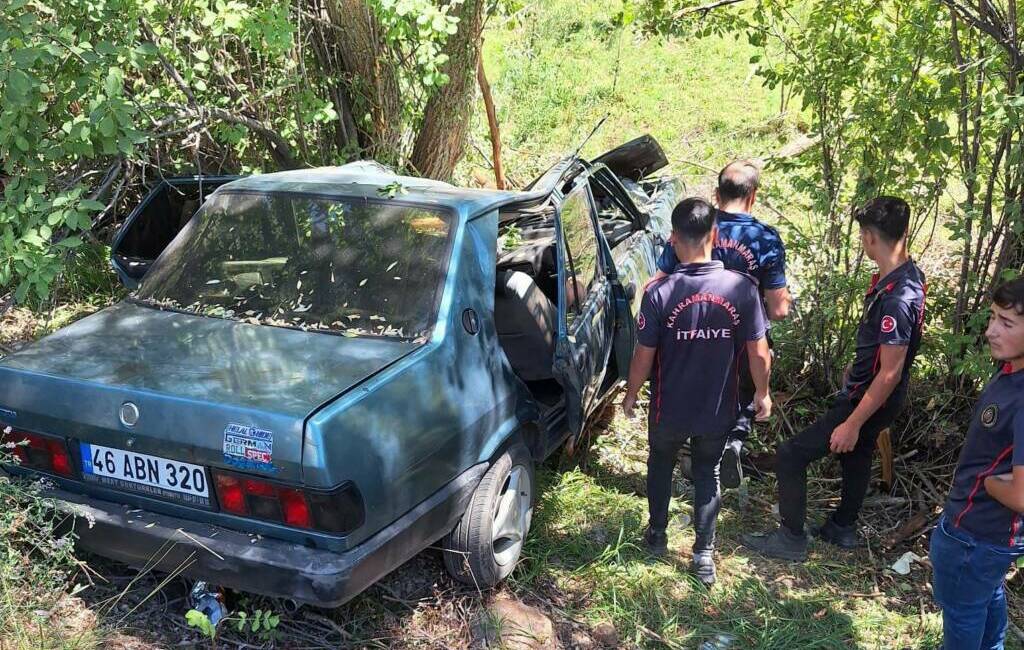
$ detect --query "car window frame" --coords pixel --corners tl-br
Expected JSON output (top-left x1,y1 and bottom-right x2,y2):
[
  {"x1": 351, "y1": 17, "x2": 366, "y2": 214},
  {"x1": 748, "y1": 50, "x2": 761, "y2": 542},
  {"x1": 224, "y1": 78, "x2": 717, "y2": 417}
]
[{"x1": 557, "y1": 180, "x2": 605, "y2": 322}]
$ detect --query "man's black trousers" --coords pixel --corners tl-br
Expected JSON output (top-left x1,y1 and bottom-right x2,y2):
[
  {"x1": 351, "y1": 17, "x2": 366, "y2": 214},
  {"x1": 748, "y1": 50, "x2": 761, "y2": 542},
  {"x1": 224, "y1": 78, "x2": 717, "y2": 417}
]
[
  {"x1": 647, "y1": 431, "x2": 728, "y2": 552},
  {"x1": 777, "y1": 395, "x2": 902, "y2": 535}
]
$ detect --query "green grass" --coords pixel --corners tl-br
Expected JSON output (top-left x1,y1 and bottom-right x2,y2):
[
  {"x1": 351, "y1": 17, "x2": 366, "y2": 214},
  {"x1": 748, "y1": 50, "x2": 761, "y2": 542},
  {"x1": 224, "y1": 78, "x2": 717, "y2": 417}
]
[
  {"x1": 502, "y1": 409, "x2": 950, "y2": 649},
  {"x1": 461, "y1": 0, "x2": 799, "y2": 191}
]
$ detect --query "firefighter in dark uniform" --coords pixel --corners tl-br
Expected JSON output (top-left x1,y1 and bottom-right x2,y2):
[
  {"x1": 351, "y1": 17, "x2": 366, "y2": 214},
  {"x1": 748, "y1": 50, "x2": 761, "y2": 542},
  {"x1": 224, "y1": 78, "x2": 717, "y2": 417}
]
[
  {"x1": 653, "y1": 160, "x2": 792, "y2": 488},
  {"x1": 743, "y1": 196, "x2": 926, "y2": 560},
  {"x1": 623, "y1": 197, "x2": 772, "y2": 586},
  {"x1": 931, "y1": 278, "x2": 1024, "y2": 649}
]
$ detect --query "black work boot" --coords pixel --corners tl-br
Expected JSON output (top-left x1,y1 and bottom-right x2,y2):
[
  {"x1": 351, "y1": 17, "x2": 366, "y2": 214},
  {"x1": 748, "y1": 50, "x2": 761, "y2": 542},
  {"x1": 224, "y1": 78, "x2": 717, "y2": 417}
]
[
  {"x1": 691, "y1": 549, "x2": 716, "y2": 587},
  {"x1": 812, "y1": 515, "x2": 861, "y2": 549},
  {"x1": 719, "y1": 438, "x2": 744, "y2": 489},
  {"x1": 643, "y1": 526, "x2": 668, "y2": 556},
  {"x1": 741, "y1": 526, "x2": 808, "y2": 561}
]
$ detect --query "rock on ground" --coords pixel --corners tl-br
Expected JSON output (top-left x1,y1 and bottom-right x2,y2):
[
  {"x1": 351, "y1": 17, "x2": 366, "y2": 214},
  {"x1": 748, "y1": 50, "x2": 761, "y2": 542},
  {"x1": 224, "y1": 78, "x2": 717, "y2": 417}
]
[{"x1": 478, "y1": 597, "x2": 558, "y2": 649}]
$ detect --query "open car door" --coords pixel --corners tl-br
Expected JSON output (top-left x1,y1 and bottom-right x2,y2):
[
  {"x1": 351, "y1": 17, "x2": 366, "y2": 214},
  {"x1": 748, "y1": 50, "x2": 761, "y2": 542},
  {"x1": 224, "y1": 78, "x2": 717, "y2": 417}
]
[
  {"x1": 551, "y1": 177, "x2": 616, "y2": 441},
  {"x1": 111, "y1": 176, "x2": 237, "y2": 287}
]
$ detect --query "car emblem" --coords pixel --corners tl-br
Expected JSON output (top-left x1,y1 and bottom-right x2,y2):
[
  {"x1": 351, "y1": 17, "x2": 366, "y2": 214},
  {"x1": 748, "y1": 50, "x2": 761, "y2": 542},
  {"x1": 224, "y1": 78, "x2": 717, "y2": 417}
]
[
  {"x1": 981, "y1": 404, "x2": 998, "y2": 428},
  {"x1": 119, "y1": 402, "x2": 140, "y2": 428}
]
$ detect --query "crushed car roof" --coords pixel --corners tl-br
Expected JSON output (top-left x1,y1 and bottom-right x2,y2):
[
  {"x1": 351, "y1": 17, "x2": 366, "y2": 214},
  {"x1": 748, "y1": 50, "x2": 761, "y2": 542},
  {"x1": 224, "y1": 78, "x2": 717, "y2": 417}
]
[{"x1": 220, "y1": 162, "x2": 527, "y2": 219}]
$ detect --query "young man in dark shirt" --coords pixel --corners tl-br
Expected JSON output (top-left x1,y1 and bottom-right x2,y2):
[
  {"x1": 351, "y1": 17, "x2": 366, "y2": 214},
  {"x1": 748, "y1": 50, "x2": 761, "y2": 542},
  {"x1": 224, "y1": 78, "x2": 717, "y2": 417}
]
[
  {"x1": 653, "y1": 161, "x2": 792, "y2": 487},
  {"x1": 622, "y1": 197, "x2": 773, "y2": 586},
  {"x1": 743, "y1": 197, "x2": 926, "y2": 560},
  {"x1": 931, "y1": 278, "x2": 1024, "y2": 649}
]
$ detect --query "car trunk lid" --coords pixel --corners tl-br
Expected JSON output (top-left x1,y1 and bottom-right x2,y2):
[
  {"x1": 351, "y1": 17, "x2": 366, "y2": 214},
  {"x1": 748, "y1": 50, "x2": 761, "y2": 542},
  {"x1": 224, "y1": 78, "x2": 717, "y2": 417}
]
[{"x1": 0, "y1": 302, "x2": 418, "y2": 486}]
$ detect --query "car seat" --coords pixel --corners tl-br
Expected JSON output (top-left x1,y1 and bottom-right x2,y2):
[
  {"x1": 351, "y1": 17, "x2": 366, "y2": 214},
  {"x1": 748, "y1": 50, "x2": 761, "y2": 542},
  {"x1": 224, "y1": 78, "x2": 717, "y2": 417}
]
[{"x1": 494, "y1": 270, "x2": 557, "y2": 381}]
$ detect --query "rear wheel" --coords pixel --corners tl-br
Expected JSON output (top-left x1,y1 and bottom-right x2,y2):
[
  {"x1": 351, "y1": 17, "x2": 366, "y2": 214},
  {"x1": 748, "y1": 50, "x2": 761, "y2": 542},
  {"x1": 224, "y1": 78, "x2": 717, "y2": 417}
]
[{"x1": 442, "y1": 443, "x2": 534, "y2": 587}]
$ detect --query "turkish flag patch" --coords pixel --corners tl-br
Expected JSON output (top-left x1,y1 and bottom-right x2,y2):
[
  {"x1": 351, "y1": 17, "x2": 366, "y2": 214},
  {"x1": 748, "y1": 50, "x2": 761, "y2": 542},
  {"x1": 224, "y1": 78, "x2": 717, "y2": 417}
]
[
  {"x1": 637, "y1": 312, "x2": 646, "y2": 330},
  {"x1": 880, "y1": 315, "x2": 897, "y2": 334}
]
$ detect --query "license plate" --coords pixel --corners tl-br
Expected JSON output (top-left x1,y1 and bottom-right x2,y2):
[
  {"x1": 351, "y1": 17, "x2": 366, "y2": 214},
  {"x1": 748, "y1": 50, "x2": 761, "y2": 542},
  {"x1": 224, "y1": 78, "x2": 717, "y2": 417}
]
[{"x1": 80, "y1": 443, "x2": 210, "y2": 507}]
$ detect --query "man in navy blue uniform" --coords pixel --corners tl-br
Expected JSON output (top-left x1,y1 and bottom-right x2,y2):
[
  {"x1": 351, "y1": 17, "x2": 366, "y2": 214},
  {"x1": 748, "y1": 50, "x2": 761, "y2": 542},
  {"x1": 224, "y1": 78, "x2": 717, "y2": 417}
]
[
  {"x1": 931, "y1": 278, "x2": 1024, "y2": 649},
  {"x1": 622, "y1": 197, "x2": 772, "y2": 586},
  {"x1": 743, "y1": 196, "x2": 926, "y2": 560},
  {"x1": 653, "y1": 161, "x2": 792, "y2": 487}
]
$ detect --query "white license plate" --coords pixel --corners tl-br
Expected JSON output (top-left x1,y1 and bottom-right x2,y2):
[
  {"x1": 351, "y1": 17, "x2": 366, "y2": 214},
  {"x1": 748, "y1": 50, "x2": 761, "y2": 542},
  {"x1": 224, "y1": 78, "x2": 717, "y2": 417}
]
[{"x1": 80, "y1": 443, "x2": 210, "y2": 506}]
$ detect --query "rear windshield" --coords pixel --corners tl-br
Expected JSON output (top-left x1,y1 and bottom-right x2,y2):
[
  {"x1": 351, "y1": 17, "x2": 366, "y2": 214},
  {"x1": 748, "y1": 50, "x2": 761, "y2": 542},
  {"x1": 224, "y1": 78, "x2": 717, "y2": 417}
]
[{"x1": 133, "y1": 191, "x2": 453, "y2": 340}]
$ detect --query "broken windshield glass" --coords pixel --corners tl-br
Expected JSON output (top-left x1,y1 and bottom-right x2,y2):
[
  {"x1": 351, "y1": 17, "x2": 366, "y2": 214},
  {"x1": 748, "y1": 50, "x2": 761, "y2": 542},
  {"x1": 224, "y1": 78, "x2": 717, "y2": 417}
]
[{"x1": 133, "y1": 192, "x2": 453, "y2": 339}]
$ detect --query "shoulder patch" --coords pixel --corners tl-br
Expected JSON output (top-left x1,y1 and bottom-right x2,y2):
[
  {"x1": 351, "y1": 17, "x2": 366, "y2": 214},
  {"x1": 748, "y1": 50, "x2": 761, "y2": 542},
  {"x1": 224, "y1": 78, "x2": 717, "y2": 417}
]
[
  {"x1": 880, "y1": 315, "x2": 897, "y2": 334},
  {"x1": 637, "y1": 312, "x2": 646, "y2": 330},
  {"x1": 981, "y1": 404, "x2": 999, "y2": 428}
]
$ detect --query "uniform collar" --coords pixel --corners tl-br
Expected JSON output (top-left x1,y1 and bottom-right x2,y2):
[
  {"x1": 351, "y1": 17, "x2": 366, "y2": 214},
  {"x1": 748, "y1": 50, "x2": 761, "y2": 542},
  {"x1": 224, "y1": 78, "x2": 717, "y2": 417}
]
[
  {"x1": 867, "y1": 258, "x2": 915, "y2": 296},
  {"x1": 719, "y1": 210, "x2": 754, "y2": 223},
  {"x1": 672, "y1": 260, "x2": 724, "y2": 275},
  {"x1": 1001, "y1": 362, "x2": 1024, "y2": 375}
]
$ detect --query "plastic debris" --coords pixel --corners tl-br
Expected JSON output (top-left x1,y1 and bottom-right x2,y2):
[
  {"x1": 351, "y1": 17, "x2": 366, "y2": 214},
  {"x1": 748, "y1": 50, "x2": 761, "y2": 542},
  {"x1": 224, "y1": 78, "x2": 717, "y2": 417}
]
[
  {"x1": 891, "y1": 551, "x2": 922, "y2": 575},
  {"x1": 700, "y1": 633, "x2": 738, "y2": 649}
]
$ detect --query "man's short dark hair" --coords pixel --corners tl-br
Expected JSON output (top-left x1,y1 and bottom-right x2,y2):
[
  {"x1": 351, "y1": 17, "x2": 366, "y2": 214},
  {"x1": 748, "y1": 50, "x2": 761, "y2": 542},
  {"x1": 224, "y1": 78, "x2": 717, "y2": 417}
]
[
  {"x1": 853, "y1": 196, "x2": 911, "y2": 243},
  {"x1": 717, "y1": 161, "x2": 760, "y2": 203},
  {"x1": 671, "y1": 197, "x2": 717, "y2": 242},
  {"x1": 993, "y1": 277, "x2": 1024, "y2": 316}
]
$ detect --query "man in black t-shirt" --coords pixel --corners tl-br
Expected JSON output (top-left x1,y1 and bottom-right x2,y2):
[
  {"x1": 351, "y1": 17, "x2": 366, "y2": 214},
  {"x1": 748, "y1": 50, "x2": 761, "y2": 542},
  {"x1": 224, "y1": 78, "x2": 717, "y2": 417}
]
[
  {"x1": 931, "y1": 278, "x2": 1024, "y2": 649},
  {"x1": 622, "y1": 197, "x2": 772, "y2": 586},
  {"x1": 743, "y1": 197, "x2": 926, "y2": 561}
]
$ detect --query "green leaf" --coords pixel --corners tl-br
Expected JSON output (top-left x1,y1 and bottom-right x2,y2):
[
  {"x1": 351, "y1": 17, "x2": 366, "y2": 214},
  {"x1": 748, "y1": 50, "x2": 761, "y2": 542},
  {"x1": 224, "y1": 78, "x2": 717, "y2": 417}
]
[
  {"x1": 6, "y1": 69, "x2": 32, "y2": 99},
  {"x1": 14, "y1": 135, "x2": 30, "y2": 152},
  {"x1": 98, "y1": 115, "x2": 116, "y2": 138},
  {"x1": 79, "y1": 199, "x2": 106, "y2": 211}
]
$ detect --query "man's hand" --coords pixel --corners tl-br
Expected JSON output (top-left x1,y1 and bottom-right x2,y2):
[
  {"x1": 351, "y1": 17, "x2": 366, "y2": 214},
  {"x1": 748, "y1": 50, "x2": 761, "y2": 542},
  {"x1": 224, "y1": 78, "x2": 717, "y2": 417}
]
[
  {"x1": 829, "y1": 420, "x2": 861, "y2": 454},
  {"x1": 753, "y1": 391, "x2": 772, "y2": 421},
  {"x1": 622, "y1": 392, "x2": 638, "y2": 419}
]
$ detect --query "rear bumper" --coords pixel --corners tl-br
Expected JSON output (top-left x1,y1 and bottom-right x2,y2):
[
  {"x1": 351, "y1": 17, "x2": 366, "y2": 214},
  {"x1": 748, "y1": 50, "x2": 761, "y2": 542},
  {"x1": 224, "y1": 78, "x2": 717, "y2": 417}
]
[{"x1": 51, "y1": 463, "x2": 487, "y2": 608}]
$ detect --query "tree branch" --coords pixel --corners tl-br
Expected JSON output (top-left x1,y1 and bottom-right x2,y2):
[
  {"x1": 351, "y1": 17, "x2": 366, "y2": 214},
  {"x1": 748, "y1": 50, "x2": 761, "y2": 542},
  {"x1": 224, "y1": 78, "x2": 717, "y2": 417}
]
[{"x1": 673, "y1": 0, "x2": 747, "y2": 19}]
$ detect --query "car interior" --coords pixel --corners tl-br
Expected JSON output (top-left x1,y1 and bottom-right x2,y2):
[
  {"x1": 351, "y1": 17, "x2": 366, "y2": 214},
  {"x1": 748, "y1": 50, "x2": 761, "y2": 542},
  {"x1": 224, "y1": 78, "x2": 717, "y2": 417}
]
[{"x1": 493, "y1": 172, "x2": 647, "y2": 406}]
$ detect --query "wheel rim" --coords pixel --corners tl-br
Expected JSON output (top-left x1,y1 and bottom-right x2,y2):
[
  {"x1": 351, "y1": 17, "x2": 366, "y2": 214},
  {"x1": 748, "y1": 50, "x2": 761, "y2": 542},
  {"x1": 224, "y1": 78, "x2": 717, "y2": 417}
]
[{"x1": 491, "y1": 464, "x2": 533, "y2": 567}]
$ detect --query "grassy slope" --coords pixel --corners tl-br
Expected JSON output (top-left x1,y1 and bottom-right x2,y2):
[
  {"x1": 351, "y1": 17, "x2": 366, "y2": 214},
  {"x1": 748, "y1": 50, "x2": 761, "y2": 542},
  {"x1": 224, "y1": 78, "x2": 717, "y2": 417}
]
[{"x1": 461, "y1": 1, "x2": 798, "y2": 193}]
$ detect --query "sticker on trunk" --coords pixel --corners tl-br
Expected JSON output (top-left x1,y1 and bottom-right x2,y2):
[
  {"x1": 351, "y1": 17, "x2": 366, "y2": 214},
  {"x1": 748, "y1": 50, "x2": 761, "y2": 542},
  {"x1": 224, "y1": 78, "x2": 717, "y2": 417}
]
[{"x1": 223, "y1": 424, "x2": 276, "y2": 472}]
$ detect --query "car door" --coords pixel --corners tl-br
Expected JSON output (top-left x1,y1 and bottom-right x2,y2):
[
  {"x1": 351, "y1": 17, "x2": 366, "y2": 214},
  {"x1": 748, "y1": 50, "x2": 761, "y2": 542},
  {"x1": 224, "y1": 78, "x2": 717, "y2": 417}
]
[
  {"x1": 111, "y1": 176, "x2": 237, "y2": 287},
  {"x1": 588, "y1": 167, "x2": 661, "y2": 381},
  {"x1": 551, "y1": 177, "x2": 615, "y2": 439}
]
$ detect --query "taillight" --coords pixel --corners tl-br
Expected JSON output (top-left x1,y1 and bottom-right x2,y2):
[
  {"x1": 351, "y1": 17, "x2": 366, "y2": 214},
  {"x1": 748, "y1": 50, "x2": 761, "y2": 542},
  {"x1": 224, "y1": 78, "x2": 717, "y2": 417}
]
[
  {"x1": 1, "y1": 428, "x2": 74, "y2": 478},
  {"x1": 212, "y1": 470, "x2": 362, "y2": 533}
]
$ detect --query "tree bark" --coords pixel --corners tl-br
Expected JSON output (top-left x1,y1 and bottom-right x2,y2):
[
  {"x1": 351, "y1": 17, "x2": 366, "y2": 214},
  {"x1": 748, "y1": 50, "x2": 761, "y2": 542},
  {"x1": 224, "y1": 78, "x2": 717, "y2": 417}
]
[
  {"x1": 323, "y1": 0, "x2": 403, "y2": 163},
  {"x1": 408, "y1": 0, "x2": 487, "y2": 180}
]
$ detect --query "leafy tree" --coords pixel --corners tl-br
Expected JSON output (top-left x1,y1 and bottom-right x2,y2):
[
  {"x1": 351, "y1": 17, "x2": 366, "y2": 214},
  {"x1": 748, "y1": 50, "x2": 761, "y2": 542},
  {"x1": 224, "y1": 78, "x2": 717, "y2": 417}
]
[{"x1": 0, "y1": 0, "x2": 491, "y2": 303}]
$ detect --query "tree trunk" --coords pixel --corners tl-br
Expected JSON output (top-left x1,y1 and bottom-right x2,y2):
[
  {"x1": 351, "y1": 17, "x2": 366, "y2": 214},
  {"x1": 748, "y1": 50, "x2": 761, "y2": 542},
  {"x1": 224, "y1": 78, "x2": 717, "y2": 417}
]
[
  {"x1": 408, "y1": 0, "x2": 487, "y2": 180},
  {"x1": 323, "y1": 0, "x2": 403, "y2": 164}
]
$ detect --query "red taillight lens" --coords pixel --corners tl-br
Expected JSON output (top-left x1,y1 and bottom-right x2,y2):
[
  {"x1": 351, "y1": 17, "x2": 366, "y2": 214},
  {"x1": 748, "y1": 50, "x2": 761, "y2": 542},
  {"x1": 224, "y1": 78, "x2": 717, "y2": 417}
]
[
  {"x1": 279, "y1": 488, "x2": 312, "y2": 528},
  {"x1": 214, "y1": 474, "x2": 246, "y2": 514},
  {"x1": 212, "y1": 471, "x2": 313, "y2": 529},
  {"x1": 46, "y1": 439, "x2": 73, "y2": 477},
  {"x1": 2, "y1": 429, "x2": 73, "y2": 478},
  {"x1": 211, "y1": 470, "x2": 361, "y2": 533}
]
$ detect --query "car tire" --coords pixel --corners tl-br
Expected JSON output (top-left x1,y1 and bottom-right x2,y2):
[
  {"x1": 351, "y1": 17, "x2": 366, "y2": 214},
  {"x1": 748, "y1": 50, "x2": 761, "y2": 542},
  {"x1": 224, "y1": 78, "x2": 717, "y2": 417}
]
[{"x1": 442, "y1": 443, "x2": 535, "y2": 588}]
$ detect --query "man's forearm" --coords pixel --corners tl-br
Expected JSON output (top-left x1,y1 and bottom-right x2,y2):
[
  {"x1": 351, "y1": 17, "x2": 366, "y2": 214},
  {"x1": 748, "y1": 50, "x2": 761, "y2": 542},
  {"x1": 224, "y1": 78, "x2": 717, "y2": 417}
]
[
  {"x1": 847, "y1": 372, "x2": 900, "y2": 427},
  {"x1": 749, "y1": 348, "x2": 771, "y2": 396},
  {"x1": 985, "y1": 475, "x2": 1024, "y2": 513},
  {"x1": 625, "y1": 348, "x2": 656, "y2": 399}
]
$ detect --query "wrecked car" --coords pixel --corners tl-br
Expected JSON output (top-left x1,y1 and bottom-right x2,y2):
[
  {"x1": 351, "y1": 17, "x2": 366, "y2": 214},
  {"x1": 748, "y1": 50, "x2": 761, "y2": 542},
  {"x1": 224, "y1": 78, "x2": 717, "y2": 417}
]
[{"x1": 0, "y1": 136, "x2": 681, "y2": 607}]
